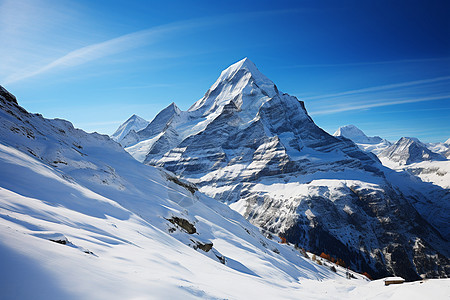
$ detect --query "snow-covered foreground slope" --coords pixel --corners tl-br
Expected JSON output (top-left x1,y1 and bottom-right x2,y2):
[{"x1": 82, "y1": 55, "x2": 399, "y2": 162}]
[
  {"x1": 119, "y1": 59, "x2": 449, "y2": 281},
  {"x1": 1, "y1": 143, "x2": 336, "y2": 299},
  {"x1": 5, "y1": 87, "x2": 446, "y2": 298}
]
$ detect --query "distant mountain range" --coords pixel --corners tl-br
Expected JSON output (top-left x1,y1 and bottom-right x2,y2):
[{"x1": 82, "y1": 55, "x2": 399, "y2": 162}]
[
  {"x1": 333, "y1": 125, "x2": 450, "y2": 189},
  {"x1": 114, "y1": 58, "x2": 450, "y2": 281},
  {"x1": 334, "y1": 124, "x2": 450, "y2": 160}
]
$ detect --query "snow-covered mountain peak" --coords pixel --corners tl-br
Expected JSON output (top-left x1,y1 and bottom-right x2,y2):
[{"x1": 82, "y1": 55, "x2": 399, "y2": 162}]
[
  {"x1": 445, "y1": 138, "x2": 450, "y2": 145},
  {"x1": 111, "y1": 114, "x2": 149, "y2": 143},
  {"x1": 334, "y1": 125, "x2": 369, "y2": 142},
  {"x1": 217, "y1": 57, "x2": 270, "y2": 85},
  {"x1": 166, "y1": 101, "x2": 181, "y2": 115},
  {"x1": 401, "y1": 136, "x2": 420, "y2": 143},
  {"x1": 333, "y1": 125, "x2": 389, "y2": 155},
  {"x1": 380, "y1": 136, "x2": 445, "y2": 164},
  {"x1": 188, "y1": 58, "x2": 278, "y2": 115},
  {"x1": 124, "y1": 59, "x2": 450, "y2": 281},
  {"x1": 138, "y1": 101, "x2": 180, "y2": 135}
]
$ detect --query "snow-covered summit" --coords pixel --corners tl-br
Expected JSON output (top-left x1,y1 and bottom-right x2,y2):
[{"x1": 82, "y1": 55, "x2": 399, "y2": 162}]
[
  {"x1": 188, "y1": 57, "x2": 279, "y2": 115},
  {"x1": 214, "y1": 57, "x2": 274, "y2": 91},
  {"x1": 111, "y1": 114, "x2": 149, "y2": 143},
  {"x1": 137, "y1": 102, "x2": 180, "y2": 138},
  {"x1": 333, "y1": 125, "x2": 391, "y2": 154},
  {"x1": 334, "y1": 125, "x2": 382, "y2": 144},
  {"x1": 122, "y1": 58, "x2": 312, "y2": 163},
  {"x1": 123, "y1": 59, "x2": 450, "y2": 281},
  {"x1": 380, "y1": 137, "x2": 446, "y2": 165}
]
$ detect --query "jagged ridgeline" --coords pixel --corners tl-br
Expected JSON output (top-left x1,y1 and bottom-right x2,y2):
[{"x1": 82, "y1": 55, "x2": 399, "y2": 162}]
[
  {"x1": 1, "y1": 84, "x2": 358, "y2": 299},
  {"x1": 118, "y1": 58, "x2": 450, "y2": 281}
]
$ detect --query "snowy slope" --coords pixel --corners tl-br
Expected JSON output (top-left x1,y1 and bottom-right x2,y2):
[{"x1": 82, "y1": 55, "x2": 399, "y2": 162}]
[
  {"x1": 0, "y1": 85, "x2": 405, "y2": 299},
  {"x1": 426, "y1": 140, "x2": 450, "y2": 159},
  {"x1": 110, "y1": 114, "x2": 149, "y2": 143},
  {"x1": 333, "y1": 125, "x2": 391, "y2": 155},
  {"x1": 122, "y1": 59, "x2": 450, "y2": 281}
]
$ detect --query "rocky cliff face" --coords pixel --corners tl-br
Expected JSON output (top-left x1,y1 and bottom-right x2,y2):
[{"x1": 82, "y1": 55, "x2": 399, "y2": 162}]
[{"x1": 120, "y1": 59, "x2": 449, "y2": 281}]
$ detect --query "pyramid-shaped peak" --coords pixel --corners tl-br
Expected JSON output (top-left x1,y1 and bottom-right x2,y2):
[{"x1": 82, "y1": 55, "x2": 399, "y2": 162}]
[
  {"x1": 129, "y1": 114, "x2": 145, "y2": 120},
  {"x1": 399, "y1": 137, "x2": 421, "y2": 144},
  {"x1": 111, "y1": 114, "x2": 149, "y2": 142},
  {"x1": 228, "y1": 57, "x2": 258, "y2": 73},
  {"x1": 188, "y1": 58, "x2": 278, "y2": 113},
  {"x1": 124, "y1": 114, "x2": 148, "y2": 125},
  {"x1": 168, "y1": 101, "x2": 180, "y2": 110},
  {"x1": 216, "y1": 57, "x2": 273, "y2": 87},
  {"x1": 162, "y1": 101, "x2": 181, "y2": 115},
  {"x1": 380, "y1": 136, "x2": 446, "y2": 164}
]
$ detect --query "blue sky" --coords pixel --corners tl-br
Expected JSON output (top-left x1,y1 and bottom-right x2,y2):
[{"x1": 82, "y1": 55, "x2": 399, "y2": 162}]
[{"x1": 1, "y1": 0, "x2": 449, "y2": 142}]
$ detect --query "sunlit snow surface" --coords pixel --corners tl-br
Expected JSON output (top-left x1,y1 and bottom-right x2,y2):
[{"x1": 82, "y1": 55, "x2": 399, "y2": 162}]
[
  {"x1": 1, "y1": 88, "x2": 448, "y2": 298},
  {"x1": 1, "y1": 144, "x2": 447, "y2": 299}
]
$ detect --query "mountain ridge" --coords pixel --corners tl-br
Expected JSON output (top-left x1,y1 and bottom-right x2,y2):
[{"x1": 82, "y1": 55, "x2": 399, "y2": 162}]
[
  {"x1": 380, "y1": 137, "x2": 446, "y2": 165},
  {"x1": 1, "y1": 84, "x2": 375, "y2": 299},
  {"x1": 118, "y1": 59, "x2": 450, "y2": 281},
  {"x1": 111, "y1": 113, "x2": 149, "y2": 143}
]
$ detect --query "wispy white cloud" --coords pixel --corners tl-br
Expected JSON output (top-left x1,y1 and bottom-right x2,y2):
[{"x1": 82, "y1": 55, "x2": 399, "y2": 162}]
[
  {"x1": 309, "y1": 94, "x2": 450, "y2": 115},
  {"x1": 303, "y1": 76, "x2": 450, "y2": 101},
  {"x1": 375, "y1": 106, "x2": 450, "y2": 114},
  {"x1": 305, "y1": 75, "x2": 450, "y2": 116},
  {"x1": 285, "y1": 57, "x2": 450, "y2": 69},
  {"x1": 0, "y1": 0, "x2": 82, "y2": 80},
  {"x1": 3, "y1": 22, "x2": 192, "y2": 84},
  {"x1": 2, "y1": 8, "x2": 296, "y2": 85}
]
